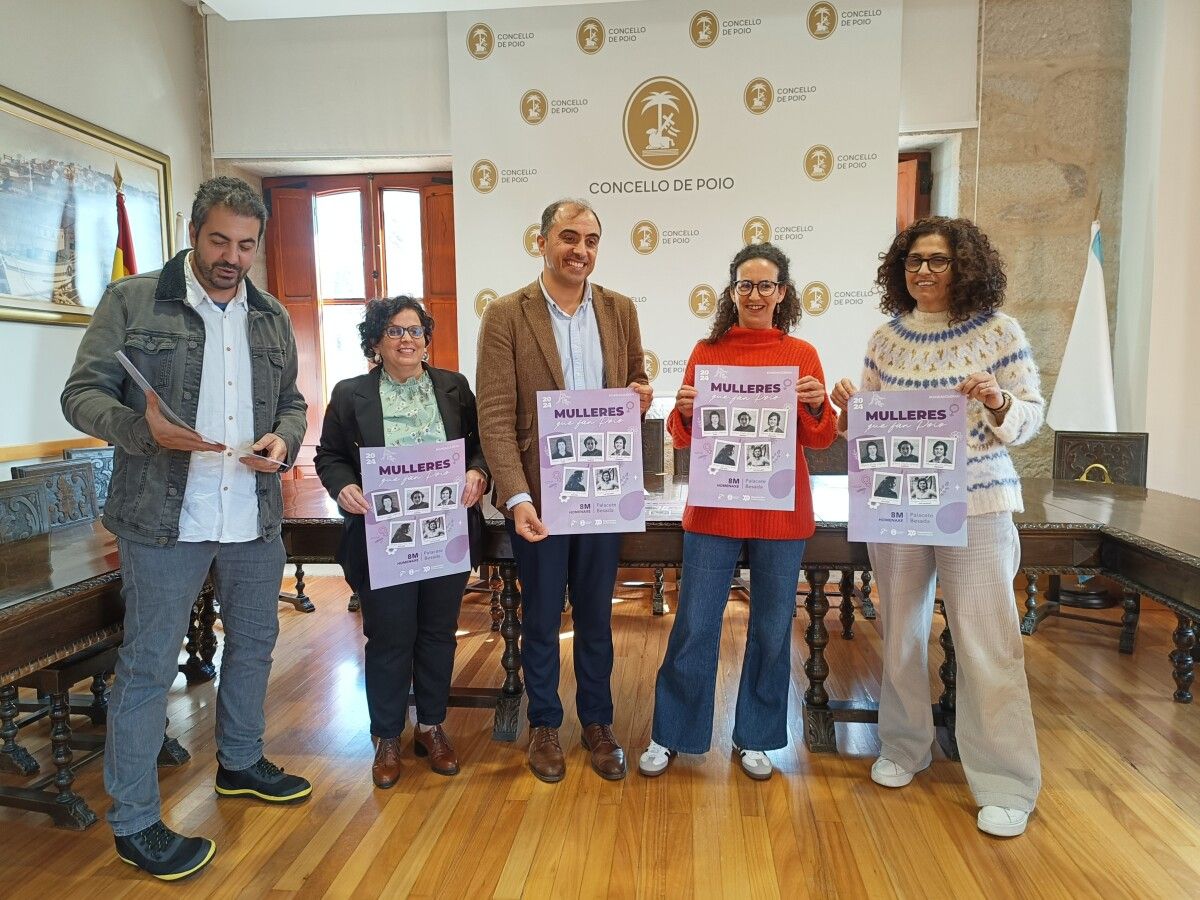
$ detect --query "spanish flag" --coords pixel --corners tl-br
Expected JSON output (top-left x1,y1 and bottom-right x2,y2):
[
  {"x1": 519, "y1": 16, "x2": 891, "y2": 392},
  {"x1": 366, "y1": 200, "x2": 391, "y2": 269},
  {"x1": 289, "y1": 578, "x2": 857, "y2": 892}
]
[{"x1": 111, "y1": 165, "x2": 137, "y2": 281}]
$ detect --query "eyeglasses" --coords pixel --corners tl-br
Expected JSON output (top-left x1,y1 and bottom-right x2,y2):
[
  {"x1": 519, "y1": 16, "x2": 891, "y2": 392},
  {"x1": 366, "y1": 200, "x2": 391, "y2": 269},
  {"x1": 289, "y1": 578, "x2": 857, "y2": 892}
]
[
  {"x1": 383, "y1": 325, "x2": 427, "y2": 340},
  {"x1": 733, "y1": 279, "x2": 782, "y2": 297},
  {"x1": 902, "y1": 255, "x2": 952, "y2": 273}
]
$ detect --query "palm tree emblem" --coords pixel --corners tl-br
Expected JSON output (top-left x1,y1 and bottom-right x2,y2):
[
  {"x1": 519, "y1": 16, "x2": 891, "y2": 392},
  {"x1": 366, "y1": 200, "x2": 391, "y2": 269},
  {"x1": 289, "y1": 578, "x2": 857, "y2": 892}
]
[
  {"x1": 694, "y1": 15, "x2": 714, "y2": 43},
  {"x1": 806, "y1": 146, "x2": 831, "y2": 180},
  {"x1": 750, "y1": 222, "x2": 766, "y2": 243},
  {"x1": 474, "y1": 163, "x2": 494, "y2": 190},
  {"x1": 471, "y1": 27, "x2": 490, "y2": 55},
  {"x1": 751, "y1": 81, "x2": 769, "y2": 109},
  {"x1": 583, "y1": 22, "x2": 600, "y2": 48},
  {"x1": 638, "y1": 225, "x2": 655, "y2": 249},
  {"x1": 526, "y1": 95, "x2": 543, "y2": 120},
  {"x1": 641, "y1": 90, "x2": 680, "y2": 154},
  {"x1": 692, "y1": 288, "x2": 713, "y2": 314}
]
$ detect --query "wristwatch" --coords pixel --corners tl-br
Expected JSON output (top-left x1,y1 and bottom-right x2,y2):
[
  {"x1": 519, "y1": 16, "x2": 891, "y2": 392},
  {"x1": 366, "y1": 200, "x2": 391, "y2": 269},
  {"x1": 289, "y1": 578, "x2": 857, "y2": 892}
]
[{"x1": 988, "y1": 390, "x2": 1013, "y2": 416}]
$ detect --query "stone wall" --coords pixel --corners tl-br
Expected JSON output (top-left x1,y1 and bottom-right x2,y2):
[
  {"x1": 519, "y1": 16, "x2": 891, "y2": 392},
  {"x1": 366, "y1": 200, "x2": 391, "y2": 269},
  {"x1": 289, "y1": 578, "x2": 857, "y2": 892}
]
[{"x1": 968, "y1": 0, "x2": 1131, "y2": 476}]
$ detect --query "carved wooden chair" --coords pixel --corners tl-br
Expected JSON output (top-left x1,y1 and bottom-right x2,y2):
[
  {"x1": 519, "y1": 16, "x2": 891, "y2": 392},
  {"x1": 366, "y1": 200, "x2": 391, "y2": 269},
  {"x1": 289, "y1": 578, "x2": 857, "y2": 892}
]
[
  {"x1": 1021, "y1": 431, "x2": 1149, "y2": 652},
  {"x1": 9, "y1": 460, "x2": 100, "y2": 531},
  {"x1": 63, "y1": 446, "x2": 115, "y2": 512},
  {"x1": 0, "y1": 477, "x2": 51, "y2": 544}
]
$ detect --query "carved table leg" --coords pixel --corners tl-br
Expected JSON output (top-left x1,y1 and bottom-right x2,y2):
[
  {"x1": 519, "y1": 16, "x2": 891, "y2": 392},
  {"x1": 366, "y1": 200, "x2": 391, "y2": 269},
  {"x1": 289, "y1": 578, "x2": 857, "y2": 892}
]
[
  {"x1": 180, "y1": 581, "x2": 218, "y2": 685},
  {"x1": 651, "y1": 567, "x2": 667, "y2": 616},
  {"x1": 838, "y1": 570, "x2": 855, "y2": 639},
  {"x1": 157, "y1": 717, "x2": 191, "y2": 768},
  {"x1": 937, "y1": 622, "x2": 960, "y2": 761},
  {"x1": 347, "y1": 591, "x2": 361, "y2": 613},
  {"x1": 48, "y1": 690, "x2": 97, "y2": 829},
  {"x1": 0, "y1": 684, "x2": 39, "y2": 776},
  {"x1": 87, "y1": 673, "x2": 108, "y2": 726},
  {"x1": 490, "y1": 566, "x2": 503, "y2": 632},
  {"x1": 803, "y1": 567, "x2": 836, "y2": 753},
  {"x1": 1170, "y1": 615, "x2": 1195, "y2": 704},
  {"x1": 859, "y1": 569, "x2": 876, "y2": 619},
  {"x1": 1020, "y1": 570, "x2": 1041, "y2": 635},
  {"x1": 279, "y1": 563, "x2": 316, "y2": 613},
  {"x1": 1119, "y1": 590, "x2": 1140, "y2": 655},
  {"x1": 492, "y1": 562, "x2": 524, "y2": 741}
]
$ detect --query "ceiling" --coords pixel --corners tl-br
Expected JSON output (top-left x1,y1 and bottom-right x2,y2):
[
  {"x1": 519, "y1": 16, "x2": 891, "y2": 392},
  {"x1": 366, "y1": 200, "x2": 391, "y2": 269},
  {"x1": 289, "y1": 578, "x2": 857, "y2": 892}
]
[{"x1": 197, "y1": 0, "x2": 638, "y2": 21}]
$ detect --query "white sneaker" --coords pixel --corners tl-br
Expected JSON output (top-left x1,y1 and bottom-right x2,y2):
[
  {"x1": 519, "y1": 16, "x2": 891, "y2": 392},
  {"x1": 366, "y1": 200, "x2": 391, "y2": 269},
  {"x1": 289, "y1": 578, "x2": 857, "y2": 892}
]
[
  {"x1": 977, "y1": 806, "x2": 1029, "y2": 837},
  {"x1": 870, "y1": 757, "x2": 919, "y2": 788},
  {"x1": 733, "y1": 746, "x2": 773, "y2": 781},
  {"x1": 638, "y1": 740, "x2": 676, "y2": 777}
]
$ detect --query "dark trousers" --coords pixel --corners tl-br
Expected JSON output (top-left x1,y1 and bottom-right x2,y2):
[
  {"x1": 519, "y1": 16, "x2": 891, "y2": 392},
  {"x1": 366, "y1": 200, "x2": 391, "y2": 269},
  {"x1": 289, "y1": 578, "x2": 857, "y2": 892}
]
[
  {"x1": 505, "y1": 520, "x2": 621, "y2": 728},
  {"x1": 357, "y1": 570, "x2": 467, "y2": 738}
]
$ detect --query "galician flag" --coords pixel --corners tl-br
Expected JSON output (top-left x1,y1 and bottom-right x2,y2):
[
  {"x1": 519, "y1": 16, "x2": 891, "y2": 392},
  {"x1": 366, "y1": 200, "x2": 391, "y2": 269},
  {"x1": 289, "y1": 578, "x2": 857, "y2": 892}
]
[
  {"x1": 1046, "y1": 220, "x2": 1117, "y2": 432},
  {"x1": 111, "y1": 165, "x2": 138, "y2": 281}
]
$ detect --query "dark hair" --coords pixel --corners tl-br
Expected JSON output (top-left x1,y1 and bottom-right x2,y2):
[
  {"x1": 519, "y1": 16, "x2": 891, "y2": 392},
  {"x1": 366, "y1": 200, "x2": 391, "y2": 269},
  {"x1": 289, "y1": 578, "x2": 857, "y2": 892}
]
[
  {"x1": 705, "y1": 242, "x2": 801, "y2": 343},
  {"x1": 898, "y1": 440, "x2": 912, "y2": 452},
  {"x1": 539, "y1": 198, "x2": 602, "y2": 237},
  {"x1": 933, "y1": 440, "x2": 948, "y2": 453},
  {"x1": 191, "y1": 176, "x2": 268, "y2": 239},
  {"x1": 876, "y1": 216, "x2": 1006, "y2": 325},
  {"x1": 359, "y1": 296, "x2": 434, "y2": 359}
]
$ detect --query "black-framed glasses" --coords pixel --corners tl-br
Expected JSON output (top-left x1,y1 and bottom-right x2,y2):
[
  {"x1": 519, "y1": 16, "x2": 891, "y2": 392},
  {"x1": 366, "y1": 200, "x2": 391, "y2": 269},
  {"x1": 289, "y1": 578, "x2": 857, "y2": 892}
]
[
  {"x1": 383, "y1": 325, "x2": 427, "y2": 340},
  {"x1": 903, "y1": 254, "x2": 952, "y2": 273},
  {"x1": 733, "y1": 279, "x2": 782, "y2": 297}
]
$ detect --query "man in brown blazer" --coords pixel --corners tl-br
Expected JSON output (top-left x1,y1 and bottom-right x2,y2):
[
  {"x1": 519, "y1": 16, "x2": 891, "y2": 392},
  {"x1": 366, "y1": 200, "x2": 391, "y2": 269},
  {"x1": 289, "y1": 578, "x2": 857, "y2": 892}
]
[{"x1": 477, "y1": 198, "x2": 652, "y2": 783}]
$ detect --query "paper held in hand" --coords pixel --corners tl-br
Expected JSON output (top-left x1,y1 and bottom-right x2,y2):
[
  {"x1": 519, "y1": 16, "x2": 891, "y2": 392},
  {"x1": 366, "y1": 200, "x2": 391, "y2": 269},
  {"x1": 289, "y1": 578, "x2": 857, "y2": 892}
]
[{"x1": 114, "y1": 350, "x2": 291, "y2": 471}]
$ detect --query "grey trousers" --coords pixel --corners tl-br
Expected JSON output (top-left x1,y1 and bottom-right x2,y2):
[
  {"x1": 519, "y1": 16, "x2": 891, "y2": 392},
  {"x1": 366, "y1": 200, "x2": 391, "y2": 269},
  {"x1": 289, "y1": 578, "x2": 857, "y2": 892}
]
[
  {"x1": 105, "y1": 536, "x2": 286, "y2": 836},
  {"x1": 868, "y1": 511, "x2": 1041, "y2": 812}
]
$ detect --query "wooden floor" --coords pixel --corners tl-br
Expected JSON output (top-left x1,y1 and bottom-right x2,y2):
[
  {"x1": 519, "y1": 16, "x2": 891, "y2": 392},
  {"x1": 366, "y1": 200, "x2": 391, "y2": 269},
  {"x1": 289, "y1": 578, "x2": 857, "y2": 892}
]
[{"x1": 3, "y1": 570, "x2": 1200, "y2": 899}]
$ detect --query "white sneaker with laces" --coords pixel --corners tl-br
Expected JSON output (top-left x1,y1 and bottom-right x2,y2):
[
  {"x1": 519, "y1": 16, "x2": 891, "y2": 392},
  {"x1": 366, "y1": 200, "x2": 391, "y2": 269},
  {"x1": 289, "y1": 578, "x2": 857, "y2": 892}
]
[
  {"x1": 870, "y1": 757, "x2": 921, "y2": 788},
  {"x1": 977, "y1": 806, "x2": 1029, "y2": 837},
  {"x1": 733, "y1": 746, "x2": 772, "y2": 780},
  {"x1": 638, "y1": 740, "x2": 676, "y2": 777}
]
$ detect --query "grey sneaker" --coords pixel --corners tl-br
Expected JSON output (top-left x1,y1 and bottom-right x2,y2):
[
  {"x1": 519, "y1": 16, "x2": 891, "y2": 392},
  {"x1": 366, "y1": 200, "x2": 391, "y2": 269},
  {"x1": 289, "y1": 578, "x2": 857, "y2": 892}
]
[{"x1": 733, "y1": 746, "x2": 772, "y2": 780}]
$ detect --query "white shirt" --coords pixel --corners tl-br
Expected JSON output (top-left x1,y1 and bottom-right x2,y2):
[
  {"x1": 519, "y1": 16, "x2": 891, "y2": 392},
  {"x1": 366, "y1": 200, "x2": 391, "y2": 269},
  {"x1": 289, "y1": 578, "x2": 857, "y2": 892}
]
[{"x1": 177, "y1": 253, "x2": 259, "y2": 542}]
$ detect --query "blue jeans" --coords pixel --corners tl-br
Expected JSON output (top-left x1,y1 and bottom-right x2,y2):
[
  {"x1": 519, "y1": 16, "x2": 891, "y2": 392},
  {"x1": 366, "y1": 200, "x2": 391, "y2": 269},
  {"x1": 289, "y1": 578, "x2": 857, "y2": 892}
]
[
  {"x1": 652, "y1": 531, "x2": 805, "y2": 754},
  {"x1": 106, "y1": 536, "x2": 285, "y2": 836}
]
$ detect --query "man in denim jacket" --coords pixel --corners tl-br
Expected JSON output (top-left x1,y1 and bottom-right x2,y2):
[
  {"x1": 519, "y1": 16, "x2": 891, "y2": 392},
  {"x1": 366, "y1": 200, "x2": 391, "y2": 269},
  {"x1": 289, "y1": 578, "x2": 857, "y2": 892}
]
[{"x1": 61, "y1": 176, "x2": 309, "y2": 881}]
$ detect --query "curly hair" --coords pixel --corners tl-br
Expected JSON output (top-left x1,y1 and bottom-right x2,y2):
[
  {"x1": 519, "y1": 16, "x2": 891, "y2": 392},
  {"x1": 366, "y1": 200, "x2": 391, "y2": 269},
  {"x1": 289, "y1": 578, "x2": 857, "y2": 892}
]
[
  {"x1": 876, "y1": 217, "x2": 1006, "y2": 324},
  {"x1": 705, "y1": 242, "x2": 802, "y2": 343},
  {"x1": 358, "y1": 295, "x2": 434, "y2": 359}
]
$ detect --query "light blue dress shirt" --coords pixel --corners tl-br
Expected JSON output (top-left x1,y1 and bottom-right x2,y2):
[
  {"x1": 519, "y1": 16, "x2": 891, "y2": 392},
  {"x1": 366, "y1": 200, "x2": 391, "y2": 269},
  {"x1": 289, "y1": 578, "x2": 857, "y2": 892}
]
[{"x1": 507, "y1": 277, "x2": 605, "y2": 511}]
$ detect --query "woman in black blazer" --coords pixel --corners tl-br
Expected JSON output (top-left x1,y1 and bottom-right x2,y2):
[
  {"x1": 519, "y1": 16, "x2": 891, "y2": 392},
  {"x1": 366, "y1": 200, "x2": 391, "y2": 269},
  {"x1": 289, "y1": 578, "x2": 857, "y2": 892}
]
[{"x1": 315, "y1": 296, "x2": 489, "y2": 789}]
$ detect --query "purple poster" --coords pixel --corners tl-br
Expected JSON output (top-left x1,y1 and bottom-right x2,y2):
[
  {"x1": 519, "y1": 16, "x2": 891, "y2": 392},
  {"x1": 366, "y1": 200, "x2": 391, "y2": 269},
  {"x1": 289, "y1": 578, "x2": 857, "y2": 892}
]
[
  {"x1": 537, "y1": 388, "x2": 646, "y2": 534},
  {"x1": 359, "y1": 439, "x2": 471, "y2": 589},
  {"x1": 847, "y1": 390, "x2": 968, "y2": 546},
  {"x1": 687, "y1": 364, "x2": 799, "y2": 510}
]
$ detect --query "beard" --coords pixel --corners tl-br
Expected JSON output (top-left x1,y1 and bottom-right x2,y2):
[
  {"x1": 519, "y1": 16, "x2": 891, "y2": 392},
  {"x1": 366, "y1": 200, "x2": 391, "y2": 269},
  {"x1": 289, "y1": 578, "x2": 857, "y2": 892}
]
[{"x1": 194, "y1": 255, "x2": 245, "y2": 293}]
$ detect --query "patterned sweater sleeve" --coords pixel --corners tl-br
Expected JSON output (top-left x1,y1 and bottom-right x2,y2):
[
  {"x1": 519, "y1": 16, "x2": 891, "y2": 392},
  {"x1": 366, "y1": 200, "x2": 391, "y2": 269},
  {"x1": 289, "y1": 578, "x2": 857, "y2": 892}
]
[
  {"x1": 860, "y1": 328, "x2": 885, "y2": 392},
  {"x1": 986, "y1": 314, "x2": 1044, "y2": 446}
]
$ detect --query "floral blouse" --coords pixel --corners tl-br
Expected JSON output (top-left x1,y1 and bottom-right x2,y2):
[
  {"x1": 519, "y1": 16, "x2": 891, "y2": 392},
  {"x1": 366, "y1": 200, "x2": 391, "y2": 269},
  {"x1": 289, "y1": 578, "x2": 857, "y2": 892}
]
[{"x1": 380, "y1": 369, "x2": 447, "y2": 447}]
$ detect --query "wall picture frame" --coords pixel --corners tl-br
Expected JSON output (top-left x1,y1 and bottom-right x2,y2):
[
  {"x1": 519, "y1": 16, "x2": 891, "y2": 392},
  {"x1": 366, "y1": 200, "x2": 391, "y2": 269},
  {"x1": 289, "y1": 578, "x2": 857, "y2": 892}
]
[{"x1": 0, "y1": 84, "x2": 172, "y2": 327}]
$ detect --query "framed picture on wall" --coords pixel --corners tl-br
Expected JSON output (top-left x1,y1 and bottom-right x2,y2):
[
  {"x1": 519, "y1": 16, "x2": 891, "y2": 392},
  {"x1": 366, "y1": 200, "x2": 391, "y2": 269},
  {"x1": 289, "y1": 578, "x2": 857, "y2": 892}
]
[{"x1": 0, "y1": 84, "x2": 172, "y2": 327}]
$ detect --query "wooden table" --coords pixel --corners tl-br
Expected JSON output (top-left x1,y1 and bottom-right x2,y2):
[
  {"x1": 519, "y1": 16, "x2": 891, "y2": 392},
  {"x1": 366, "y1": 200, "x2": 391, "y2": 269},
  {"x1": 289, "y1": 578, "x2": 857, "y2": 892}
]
[{"x1": 282, "y1": 476, "x2": 1200, "y2": 749}]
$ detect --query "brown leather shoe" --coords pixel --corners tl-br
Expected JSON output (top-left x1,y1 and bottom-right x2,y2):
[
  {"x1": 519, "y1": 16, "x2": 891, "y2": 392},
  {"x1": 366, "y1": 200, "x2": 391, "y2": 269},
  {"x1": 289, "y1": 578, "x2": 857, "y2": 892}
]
[
  {"x1": 528, "y1": 726, "x2": 566, "y2": 783},
  {"x1": 413, "y1": 725, "x2": 460, "y2": 776},
  {"x1": 372, "y1": 736, "x2": 402, "y2": 789},
  {"x1": 581, "y1": 723, "x2": 627, "y2": 781}
]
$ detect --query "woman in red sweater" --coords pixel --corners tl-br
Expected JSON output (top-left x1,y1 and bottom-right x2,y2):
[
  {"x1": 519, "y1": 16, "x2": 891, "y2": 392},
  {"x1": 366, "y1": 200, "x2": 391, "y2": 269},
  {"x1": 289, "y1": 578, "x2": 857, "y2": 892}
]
[{"x1": 639, "y1": 242, "x2": 836, "y2": 780}]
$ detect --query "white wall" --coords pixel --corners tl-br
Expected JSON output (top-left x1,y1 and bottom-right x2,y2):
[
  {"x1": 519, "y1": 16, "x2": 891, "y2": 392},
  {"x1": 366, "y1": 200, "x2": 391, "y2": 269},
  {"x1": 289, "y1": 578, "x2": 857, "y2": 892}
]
[
  {"x1": 207, "y1": 0, "x2": 979, "y2": 160},
  {"x1": 1115, "y1": 0, "x2": 1199, "y2": 498},
  {"x1": 0, "y1": 0, "x2": 205, "y2": 450}
]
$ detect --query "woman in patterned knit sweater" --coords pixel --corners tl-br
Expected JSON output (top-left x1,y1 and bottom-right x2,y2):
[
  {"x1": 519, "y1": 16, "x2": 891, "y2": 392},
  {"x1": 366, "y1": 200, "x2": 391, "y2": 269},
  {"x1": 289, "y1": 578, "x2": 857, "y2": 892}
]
[
  {"x1": 831, "y1": 217, "x2": 1044, "y2": 838},
  {"x1": 639, "y1": 242, "x2": 836, "y2": 781}
]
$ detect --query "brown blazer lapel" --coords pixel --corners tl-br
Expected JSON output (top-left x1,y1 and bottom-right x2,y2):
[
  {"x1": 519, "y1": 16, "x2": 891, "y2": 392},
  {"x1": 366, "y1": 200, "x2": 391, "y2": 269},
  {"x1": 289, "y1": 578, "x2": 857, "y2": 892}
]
[
  {"x1": 520, "y1": 281, "x2": 566, "y2": 391},
  {"x1": 591, "y1": 285, "x2": 621, "y2": 389}
]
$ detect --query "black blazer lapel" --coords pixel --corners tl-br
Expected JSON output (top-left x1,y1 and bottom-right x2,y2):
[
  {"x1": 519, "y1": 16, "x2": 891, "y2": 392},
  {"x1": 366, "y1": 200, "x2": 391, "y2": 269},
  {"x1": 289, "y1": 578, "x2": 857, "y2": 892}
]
[
  {"x1": 427, "y1": 366, "x2": 463, "y2": 439},
  {"x1": 353, "y1": 367, "x2": 386, "y2": 448}
]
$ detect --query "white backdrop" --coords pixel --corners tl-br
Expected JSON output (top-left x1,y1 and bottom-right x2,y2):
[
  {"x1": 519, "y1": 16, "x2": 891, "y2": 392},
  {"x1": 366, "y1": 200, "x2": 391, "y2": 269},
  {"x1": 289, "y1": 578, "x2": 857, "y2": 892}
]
[{"x1": 448, "y1": 0, "x2": 903, "y2": 392}]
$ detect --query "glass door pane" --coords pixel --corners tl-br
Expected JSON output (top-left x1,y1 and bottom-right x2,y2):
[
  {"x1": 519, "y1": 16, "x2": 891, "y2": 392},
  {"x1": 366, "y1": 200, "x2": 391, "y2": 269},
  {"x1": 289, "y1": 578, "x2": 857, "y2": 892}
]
[
  {"x1": 320, "y1": 303, "x2": 369, "y2": 403},
  {"x1": 381, "y1": 189, "x2": 423, "y2": 298},
  {"x1": 314, "y1": 190, "x2": 366, "y2": 299}
]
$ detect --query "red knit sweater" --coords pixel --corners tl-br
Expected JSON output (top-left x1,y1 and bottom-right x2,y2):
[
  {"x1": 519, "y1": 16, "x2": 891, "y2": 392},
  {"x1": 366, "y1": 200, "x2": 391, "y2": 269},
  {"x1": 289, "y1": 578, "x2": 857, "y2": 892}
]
[{"x1": 666, "y1": 326, "x2": 837, "y2": 540}]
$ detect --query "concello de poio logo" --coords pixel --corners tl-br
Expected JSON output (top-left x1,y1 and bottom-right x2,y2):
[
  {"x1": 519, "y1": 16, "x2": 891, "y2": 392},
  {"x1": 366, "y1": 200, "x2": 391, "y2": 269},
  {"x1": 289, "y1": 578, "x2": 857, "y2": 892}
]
[
  {"x1": 523, "y1": 224, "x2": 542, "y2": 257},
  {"x1": 520, "y1": 89, "x2": 549, "y2": 125},
  {"x1": 801, "y1": 281, "x2": 831, "y2": 316},
  {"x1": 623, "y1": 77, "x2": 699, "y2": 171},
  {"x1": 467, "y1": 23, "x2": 495, "y2": 59},
  {"x1": 577, "y1": 17, "x2": 605, "y2": 53},
  {"x1": 744, "y1": 77, "x2": 774, "y2": 115},
  {"x1": 742, "y1": 216, "x2": 772, "y2": 245},
  {"x1": 690, "y1": 11, "x2": 718, "y2": 47},
  {"x1": 643, "y1": 349, "x2": 661, "y2": 382},
  {"x1": 470, "y1": 160, "x2": 498, "y2": 194},
  {"x1": 807, "y1": 3, "x2": 838, "y2": 39},
  {"x1": 630, "y1": 220, "x2": 660, "y2": 255},
  {"x1": 474, "y1": 289, "x2": 499, "y2": 318},
  {"x1": 804, "y1": 145, "x2": 834, "y2": 181},
  {"x1": 689, "y1": 284, "x2": 718, "y2": 318}
]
